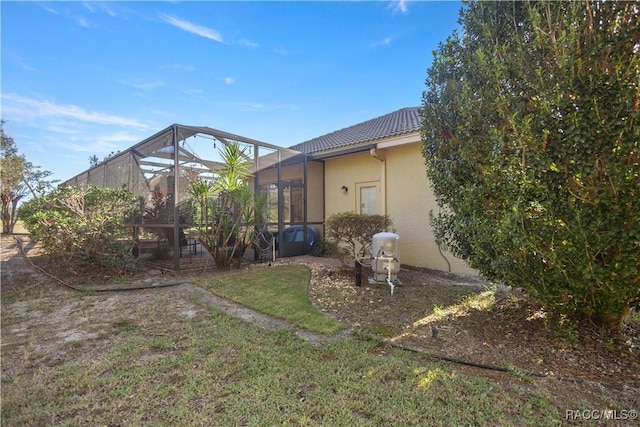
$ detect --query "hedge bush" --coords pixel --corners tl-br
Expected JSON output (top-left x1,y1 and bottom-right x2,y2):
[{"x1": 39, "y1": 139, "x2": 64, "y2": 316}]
[
  {"x1": 324, "y1": 212, "x2": 394, "y2": 267},
  {"x1": 19, "y1": 185, "x2": 141, "y2": 274}
]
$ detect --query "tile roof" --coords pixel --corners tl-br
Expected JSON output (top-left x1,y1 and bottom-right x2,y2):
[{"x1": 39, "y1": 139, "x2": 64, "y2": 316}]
[{"x1": 289, "y1": 107, "x2": 420, "y2": 155}]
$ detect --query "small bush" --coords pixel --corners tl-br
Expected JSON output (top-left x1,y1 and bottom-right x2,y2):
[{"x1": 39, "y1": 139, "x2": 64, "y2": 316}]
[
  {"x1": 19, "y1": 185, "x2": 141, "y2": 274},
  {"x1": 308, "y1": 239, "x2": 331, "y2": 257},
  {"x1": 324, "y1": 212, "x2": 393, "y2": 267},
  {"x1": 151, "y1": 245, "x2": 171, "y2": 261}
]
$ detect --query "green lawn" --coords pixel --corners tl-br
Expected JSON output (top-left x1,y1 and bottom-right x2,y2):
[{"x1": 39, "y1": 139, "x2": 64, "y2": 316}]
[
  {"x1": 193, "y1": 264, "x2": 344, "y2": 335},
  {"x1": 1, "y1": 291, "x2": 560, "y2": 426},
  {"x1": 1, "y1": 264, "x2": 566, "y2": 425}
]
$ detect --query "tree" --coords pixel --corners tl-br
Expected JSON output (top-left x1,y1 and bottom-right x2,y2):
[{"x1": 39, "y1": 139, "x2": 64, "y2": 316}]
[
  {"x1": 89, "y1": 151, "x2": 120, "y2": 168},
  {"x1": 0, "y1": 121, "x2": 55, "y2": 234},
  {"x1": 88, "y1": 155, "x2": 100, "y2": 168},
  {"x1": 421, "y1": 1, "x2": 639, "y2": 328}
]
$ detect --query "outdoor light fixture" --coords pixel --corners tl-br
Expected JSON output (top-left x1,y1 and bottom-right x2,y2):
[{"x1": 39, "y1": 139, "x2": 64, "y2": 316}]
[{"x1": 341, "y1": 185, "x2": 348, "y2": 193}]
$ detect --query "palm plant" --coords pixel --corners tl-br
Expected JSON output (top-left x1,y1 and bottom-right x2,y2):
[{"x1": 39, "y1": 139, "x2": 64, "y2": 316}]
[{"x1": 187, "y1": 142, "x2": 268, "y2": 269}]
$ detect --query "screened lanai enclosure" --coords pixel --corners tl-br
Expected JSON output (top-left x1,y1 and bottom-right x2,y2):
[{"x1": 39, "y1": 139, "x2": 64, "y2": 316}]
[{"x1": 61, "y1": 124, "x2": 324, "y2": 270}]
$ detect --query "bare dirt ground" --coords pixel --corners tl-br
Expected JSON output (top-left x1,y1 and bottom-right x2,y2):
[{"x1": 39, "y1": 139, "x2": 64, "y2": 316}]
[
  {"x1": 2, "y1": 235, "x2": 639, "y2": 414},
  {"x1": 303, "y1": 258, "x2": 640, "y2": 411}
]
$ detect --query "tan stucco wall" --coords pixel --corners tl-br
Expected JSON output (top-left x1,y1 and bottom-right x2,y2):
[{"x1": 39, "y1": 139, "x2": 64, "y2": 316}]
[
  {"x1": 323, "y1": 141, "x2": 476, "y2": 275},
  {"x1": 325, "y1": 151, "x2": 382, "y2": 213},
  {"x1": 306, "y1": 160, "x2": 324, "y2": 224},
  {"x1": 382, "y1": 142, "x2": 476, "y2": 274}
]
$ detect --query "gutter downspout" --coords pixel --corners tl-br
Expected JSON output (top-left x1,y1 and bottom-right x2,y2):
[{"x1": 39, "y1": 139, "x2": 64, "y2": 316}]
[{"x1": 370, "y1": 148, "x2": 386, "y2": 215}]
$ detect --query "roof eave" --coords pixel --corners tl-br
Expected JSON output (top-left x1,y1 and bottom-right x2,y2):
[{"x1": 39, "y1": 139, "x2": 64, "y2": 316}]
[
  {"x1": 307, "y1": 130, "x2": 422, "y2": 159},
  {"x1": 308, "y1": 143, "x2": 377, "y2": 160}
]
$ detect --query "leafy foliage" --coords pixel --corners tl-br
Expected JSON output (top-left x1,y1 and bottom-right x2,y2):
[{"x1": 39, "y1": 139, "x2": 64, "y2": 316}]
[
  {"x1": 89, "y1": 151, "x2": 121, "y2": 168},
  {"x1": 19, "y1": 186, "x2": 141, "y2": 274},
  {"x1": 187, "y1": 142, "x2": 268, "y2": 269},
  {"x1": 0, "y1": 121, "x2": 55, "y2": 234},
  {"x1": 421, "y1": 1, "x2": 639, "y2": 328},
  {"x1": 324, "y1": 212, "x2": 394, "y2": 267}
]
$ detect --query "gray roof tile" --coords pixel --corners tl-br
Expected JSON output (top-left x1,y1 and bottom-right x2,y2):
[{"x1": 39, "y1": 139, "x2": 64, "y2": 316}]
[{"x1": 289, "y1": 107, "x2": 420, "y2": 154}]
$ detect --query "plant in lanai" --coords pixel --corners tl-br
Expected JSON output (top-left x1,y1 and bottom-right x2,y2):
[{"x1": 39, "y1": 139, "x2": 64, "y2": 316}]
[{"x1": 187, "y1": 142, "x2": 268, "y2": 269}]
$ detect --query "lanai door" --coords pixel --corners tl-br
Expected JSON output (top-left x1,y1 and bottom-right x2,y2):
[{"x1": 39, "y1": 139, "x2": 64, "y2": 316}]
[{"x1": 279, "y1": 182, "x2": 306, "y2": 257}]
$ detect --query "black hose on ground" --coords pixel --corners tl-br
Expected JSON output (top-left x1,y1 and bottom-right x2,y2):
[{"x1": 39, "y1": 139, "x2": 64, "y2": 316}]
[
  {"x1": 388, "y1": 342, "x2": 543, "y2": 376},
  {"x1": 387, "y1": 341, "x2": 639, "y2": 391},
  {"x1": 11, "y1": 236, "x2": 185, "y2": 292}
]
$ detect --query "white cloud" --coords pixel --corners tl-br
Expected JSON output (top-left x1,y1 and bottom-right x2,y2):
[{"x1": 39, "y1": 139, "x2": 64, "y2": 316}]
[
  {"x1": 118, "y1": 79, "x2": 165, "y2": 90},
  {"x1": 37, "y1": 3, "x2": 93, "y2": 27},
  {"x1": 100, "y1": 131, "x2": 141, "y2": 143},
  {"x1": 6, "y1": 53, "x2": 37, "y2": 72},
  {"x1": 56, "y1": 131, "x2": 139, "y2": 154},
  {"x1": 219, "y1": 101, "x2": 299, "y2": 112},
  {"x1": 37, "y1": 2, "x2": 59, "y2": 15},
  {"x1": 159, "y1": 13, "x2": 224, "y2": 43},
  {"x1": 1, "y1": 93, "x2": 148, "y2": 129},
  {"x1": 45, "y1": 125, "x2": 80, "y2": 135},
  {"x1": 273, "y1": 47, "x2": 289, "y2": 56},
  {"x1": 369, "y1": 34, "x2": 399, "y2": 48},
  {"x1": 82, "y1": 2, "x2": 97, "y2": 13},
  {"x1": 388, "y1": 0, "x2": 409, "y2": 14},
  {"x1": 224, "y1": 77, "x2": 235, "y2": 85},
  {"x1": 173, "y1": 63, "x2": 196, "y2": 72},
  {"x1": 158, "y1": 13, "x2": 262, "y2": 47},
  {"x1": 181, "y1": 88, "x2": 205, "y2": 96},
  {"x1": 238, "y1": 38, "x2": 259, "y2": 48},
  {"x1": 74, "y1": 15, "x2": 90, "y2": 27},
  {"x1": 150, "y1": 109, "x2": 173, "y2": 118},
  {"x1": 56, "y1": 141, "x2": 107, "y2": 153},
  {"x1": 83, "y1": 2, "x2": 117, "y2": 17}
]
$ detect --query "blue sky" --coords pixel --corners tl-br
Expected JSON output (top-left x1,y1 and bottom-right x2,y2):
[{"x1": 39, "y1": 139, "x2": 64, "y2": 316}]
[{"x1": 1, "y1": 1, "x2": 463, "y2": 184}]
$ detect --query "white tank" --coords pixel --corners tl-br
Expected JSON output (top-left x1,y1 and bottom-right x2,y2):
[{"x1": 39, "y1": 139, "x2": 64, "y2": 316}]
[{"x1": 372, "y1": 232, "x2": 400, "y2": 283}]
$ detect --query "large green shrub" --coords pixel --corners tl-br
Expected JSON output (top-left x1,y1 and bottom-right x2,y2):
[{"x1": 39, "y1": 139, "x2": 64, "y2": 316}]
[
  {"x1": 19, "y1": 185, "x2": 141, "y2": 274},
  {"x1": 421, "y1": 1, "x2": 639, "y2": 328},
  {"x1": 324, "y1": 212, "x2": 394, "y2": 267}
]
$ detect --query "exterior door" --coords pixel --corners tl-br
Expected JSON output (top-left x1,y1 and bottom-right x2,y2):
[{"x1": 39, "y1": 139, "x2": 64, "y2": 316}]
[
  {"x1": 280, "y1": 183, "x2": 306, "y2": 257},
  {"x1": 356, "y1": 182, "x2": 380, "y2": 215}
]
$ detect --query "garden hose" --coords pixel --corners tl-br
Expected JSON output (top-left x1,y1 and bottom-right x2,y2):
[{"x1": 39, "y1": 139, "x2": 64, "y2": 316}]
[{"x1": 11, "y1": 235, "x2": 185, "y2": 292}]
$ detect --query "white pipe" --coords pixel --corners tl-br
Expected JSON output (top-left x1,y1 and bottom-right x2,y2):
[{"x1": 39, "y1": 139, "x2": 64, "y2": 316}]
[
  {"x1": 369, "y1": 147, "x2": 384, "y2": 162},
  {"x1": 370, "y1": 148, "x2": 386, "y2": 215},
  {"x1": 386, "y1": 258, "x2": 395, "y2": 294}
]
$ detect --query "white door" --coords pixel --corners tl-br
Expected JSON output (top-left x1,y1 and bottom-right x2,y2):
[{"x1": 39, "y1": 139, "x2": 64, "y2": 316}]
[{"x1": 357, "y1": 182, "x2": 380, "y2": 215}]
